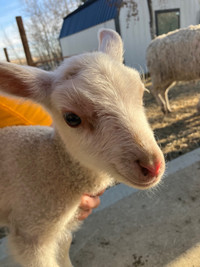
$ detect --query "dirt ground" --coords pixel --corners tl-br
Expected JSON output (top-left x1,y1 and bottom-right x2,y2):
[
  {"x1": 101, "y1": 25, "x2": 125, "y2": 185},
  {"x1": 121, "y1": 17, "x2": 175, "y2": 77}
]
[{"x1": 144, "y1": 79, "x2": 200, "y2": 161}]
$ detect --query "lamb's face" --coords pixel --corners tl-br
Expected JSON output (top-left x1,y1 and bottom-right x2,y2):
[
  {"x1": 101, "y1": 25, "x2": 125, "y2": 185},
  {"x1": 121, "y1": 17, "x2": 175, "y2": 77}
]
[
  {"x1": 0, "y1": 29, "x2": 165, "y2": 190},
  {"x1": 51, "y1": 53, "x2": 165, "y2": 190}
]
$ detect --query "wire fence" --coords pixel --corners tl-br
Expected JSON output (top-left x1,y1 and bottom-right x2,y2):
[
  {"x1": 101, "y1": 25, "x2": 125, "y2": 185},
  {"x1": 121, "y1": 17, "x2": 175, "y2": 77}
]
[{"x1": 2, "y1": 46, "x2": 70, "y2": 71}]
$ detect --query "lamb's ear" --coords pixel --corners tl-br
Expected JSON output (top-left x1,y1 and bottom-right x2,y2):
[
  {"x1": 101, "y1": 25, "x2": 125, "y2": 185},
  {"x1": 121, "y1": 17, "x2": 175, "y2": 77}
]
[
  {"x1": 0, "y1": 61, "x2": 53, "y2": 104},
  {"x1": 98, "y1": 29, "x2": 124, "y2": 63}
]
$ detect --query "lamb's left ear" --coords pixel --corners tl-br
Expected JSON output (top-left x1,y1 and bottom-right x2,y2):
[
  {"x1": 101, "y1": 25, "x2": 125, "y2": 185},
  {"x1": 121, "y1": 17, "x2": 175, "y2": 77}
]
[
  {"x1": 0, "y1": 61, "x2": 53, "y2": 105},
  {"x1": 98, "y1": 29, "x2": 124, "y2": 63}
]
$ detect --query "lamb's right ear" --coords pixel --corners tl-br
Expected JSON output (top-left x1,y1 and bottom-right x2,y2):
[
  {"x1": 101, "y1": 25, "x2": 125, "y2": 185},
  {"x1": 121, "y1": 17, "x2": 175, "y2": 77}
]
[
  {"x1": 98, "y1": 29, "x2": 124, "y2": 63},
  {"x1": 0, "y1": 61, "x2": 53, "y2": 104}
]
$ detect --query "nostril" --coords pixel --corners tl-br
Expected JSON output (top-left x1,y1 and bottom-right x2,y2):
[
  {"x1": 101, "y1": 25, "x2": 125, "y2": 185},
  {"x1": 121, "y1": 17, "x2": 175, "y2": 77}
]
[
  {"x1": 140, "y1": 166, "x2": 149, "y2": 176},
  {"x1": 137, "y1": 161, "x2": 161, "y2": 177}
]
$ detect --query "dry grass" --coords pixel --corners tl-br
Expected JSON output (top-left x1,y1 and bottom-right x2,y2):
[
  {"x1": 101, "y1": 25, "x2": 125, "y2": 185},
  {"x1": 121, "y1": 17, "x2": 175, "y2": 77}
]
[{"x1": 144, "y1": 79, "x2": 200, "y2": 161}]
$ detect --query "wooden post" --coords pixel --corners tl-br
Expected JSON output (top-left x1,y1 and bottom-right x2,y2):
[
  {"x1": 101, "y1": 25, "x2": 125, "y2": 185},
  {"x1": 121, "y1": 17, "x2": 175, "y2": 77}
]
[
  {"x1": 147, "y1": 0, "x2": 155, "y2": 39},
  {"x1": 16, "y1": 16, "x2": 34, "y2": 66},
  {"x1": 3, "y1": 48, "x2": 10, "y2": 62}
]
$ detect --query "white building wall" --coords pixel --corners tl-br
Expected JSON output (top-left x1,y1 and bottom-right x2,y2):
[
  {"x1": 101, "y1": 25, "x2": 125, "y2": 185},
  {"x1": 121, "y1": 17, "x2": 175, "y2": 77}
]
[
  {"x1": 60, "y1": 19, "x2": 115, "y2": 57},
  {"x1": 152, "y1": 0, "x2": 200, "y2": 28},
  {"x1": 119, "y1": 0, "x2": 151, "y2": 72},
  {"x1": 119, "y1": 0, "x2": 200, "y2": 72}
]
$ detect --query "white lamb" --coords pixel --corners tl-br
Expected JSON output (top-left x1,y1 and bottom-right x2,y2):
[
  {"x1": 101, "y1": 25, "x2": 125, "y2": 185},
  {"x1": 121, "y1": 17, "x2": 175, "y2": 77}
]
[
  {"x1": 0, "y1": 29, "x2": 165, "y2": 267},
  {"x1": 146, "y1": 25, "x2": 200, "y2": 113}
]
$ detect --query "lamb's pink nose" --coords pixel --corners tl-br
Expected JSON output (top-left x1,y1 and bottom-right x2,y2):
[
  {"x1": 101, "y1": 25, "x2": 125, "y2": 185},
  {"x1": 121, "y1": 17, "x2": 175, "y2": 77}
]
[{"x1": 139, "y1": 161, "x2": 161, "y2": 177}]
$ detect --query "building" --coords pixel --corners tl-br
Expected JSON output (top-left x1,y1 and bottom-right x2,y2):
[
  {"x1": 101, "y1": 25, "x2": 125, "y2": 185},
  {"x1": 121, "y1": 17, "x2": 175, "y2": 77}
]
[{"x1": 59, "y1": 0, "x2": 200, "y2": 72}]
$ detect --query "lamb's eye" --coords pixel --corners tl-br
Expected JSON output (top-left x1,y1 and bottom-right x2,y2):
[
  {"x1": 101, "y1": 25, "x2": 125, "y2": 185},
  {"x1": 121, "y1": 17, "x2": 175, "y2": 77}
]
[{"x1": 63, "y1": 112, "x2": 81, "y2": 127}]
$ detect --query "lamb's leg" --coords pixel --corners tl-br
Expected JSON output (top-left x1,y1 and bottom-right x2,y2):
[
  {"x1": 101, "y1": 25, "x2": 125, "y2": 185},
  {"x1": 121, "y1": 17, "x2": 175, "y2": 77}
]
[
  {"x1": 58, "y1": 232, "x2": 73, "y2": 267},
  {"x1": 8, "y1": 231, "x2": 60, "y2": 267}
]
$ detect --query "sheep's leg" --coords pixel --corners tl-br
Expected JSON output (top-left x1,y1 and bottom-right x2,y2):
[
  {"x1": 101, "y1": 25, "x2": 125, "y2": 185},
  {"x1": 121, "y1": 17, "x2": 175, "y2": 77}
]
[
  {"x1": 163, "y1": 90, "x2": 171, "y2": 113},
  {"x1": 151, "y1": 88, "x2": 168, "y2": 113},
  {"x1": 8, "y1": 231, "x2": 60, "y2": 267},
  {"x1": 164, "y1": 82, "x2": 176, "y2": 113},
  {"x1": 158, "y1": 92, "x2": 171, "y2": 114},
  {"x1": 58, "y1": 232, "x2": 73, "y2": 267},
  {"x1": 152, "y1": 82, "x2": 173, "y2": 114}
]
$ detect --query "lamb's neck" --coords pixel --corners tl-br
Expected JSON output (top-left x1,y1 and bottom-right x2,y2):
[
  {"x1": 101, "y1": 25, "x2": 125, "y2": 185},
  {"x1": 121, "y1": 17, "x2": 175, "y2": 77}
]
[{"x1": 52, "y1": 130, "x2": 114, "y2": 195}]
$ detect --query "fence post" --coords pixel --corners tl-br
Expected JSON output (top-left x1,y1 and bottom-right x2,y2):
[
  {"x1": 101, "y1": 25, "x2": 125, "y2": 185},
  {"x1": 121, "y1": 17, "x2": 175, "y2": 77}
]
[
  {"x1": 3, "y1": 48, "x2": 10, "y2": 62},
  {"x1": 16, "y1": 16, "x2": 35, "y2": 66}
]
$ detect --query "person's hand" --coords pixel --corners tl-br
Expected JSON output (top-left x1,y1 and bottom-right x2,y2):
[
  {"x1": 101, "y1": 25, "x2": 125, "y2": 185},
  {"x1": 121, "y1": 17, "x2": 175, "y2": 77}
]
[{"x1": 78, "y1": 189, "x2": 106, "y2": 220}]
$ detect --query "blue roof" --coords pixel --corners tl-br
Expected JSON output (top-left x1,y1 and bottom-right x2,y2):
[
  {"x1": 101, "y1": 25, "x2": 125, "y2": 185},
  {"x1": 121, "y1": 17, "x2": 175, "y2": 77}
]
[{"x1": 59, "y1": 0, "x2": 122, "y2": 39}]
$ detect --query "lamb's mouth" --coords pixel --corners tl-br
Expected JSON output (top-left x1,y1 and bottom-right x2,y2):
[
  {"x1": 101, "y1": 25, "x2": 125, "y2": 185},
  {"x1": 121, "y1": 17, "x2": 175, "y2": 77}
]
[
  {"x1": 114, "y1": 168, "x2": 160, "y2": 189},
  {"x1": 111, "y1": 161, "x2": 162, "y2": 189},
  {"x1": 120, "y1": 173, "x2": 159, "y2": 189},
  {"x1": 129, "y1": 176, "x2": 160, "y2": 189}
]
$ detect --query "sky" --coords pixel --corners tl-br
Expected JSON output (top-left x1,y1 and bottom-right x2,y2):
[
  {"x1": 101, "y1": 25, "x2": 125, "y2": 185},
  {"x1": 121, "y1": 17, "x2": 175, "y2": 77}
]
[
  {"x1": 0, "y1": 0, "x2": 78, "y2": 62},
  {"x1": 0, "y1": 0, "x2": 25, "y2": 60}
]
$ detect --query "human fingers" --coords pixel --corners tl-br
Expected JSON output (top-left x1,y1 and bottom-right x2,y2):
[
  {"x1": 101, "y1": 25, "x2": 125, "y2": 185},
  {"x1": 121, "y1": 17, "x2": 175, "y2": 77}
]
[
  {"x1": 79, "y1": 194, "x2": 101, "y2": 211},
  {"x1": 78, "y1": 209, "x2": 92, "y2": 221}
]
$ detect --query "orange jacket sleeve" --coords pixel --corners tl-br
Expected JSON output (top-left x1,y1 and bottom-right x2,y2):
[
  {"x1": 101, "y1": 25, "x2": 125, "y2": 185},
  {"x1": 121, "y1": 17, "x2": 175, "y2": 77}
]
[{"x1": 0, "y1": 95, "x2": 52, "y2": 127}]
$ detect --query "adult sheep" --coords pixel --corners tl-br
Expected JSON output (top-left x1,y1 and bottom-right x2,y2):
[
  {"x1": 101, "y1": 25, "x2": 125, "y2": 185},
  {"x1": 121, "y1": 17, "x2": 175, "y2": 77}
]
[
  {"x1": 0, "y1": 29, "x2": 165, "y2": 267},
  {"x1": 146, "y1": 25, "x2": 200, "y2": 113}
]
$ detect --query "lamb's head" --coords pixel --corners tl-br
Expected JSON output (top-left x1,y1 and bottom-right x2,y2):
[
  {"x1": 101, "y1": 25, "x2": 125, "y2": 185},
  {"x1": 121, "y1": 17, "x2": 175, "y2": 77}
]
[{"x1": 0, "y1": 29, "x2": 165, "y2": 189}]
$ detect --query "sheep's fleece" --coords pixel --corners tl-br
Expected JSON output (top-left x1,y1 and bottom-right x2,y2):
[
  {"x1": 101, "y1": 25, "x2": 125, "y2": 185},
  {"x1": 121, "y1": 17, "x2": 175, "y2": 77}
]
[{"x1": 146, "y1": 24, "x2": 200, "y2": 113}]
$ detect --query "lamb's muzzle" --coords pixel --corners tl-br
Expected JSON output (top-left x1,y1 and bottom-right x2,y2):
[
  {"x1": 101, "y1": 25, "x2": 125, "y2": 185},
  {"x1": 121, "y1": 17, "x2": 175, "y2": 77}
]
[{"x1": 121, "y1": 156, "x2": 164, "y2": 189}]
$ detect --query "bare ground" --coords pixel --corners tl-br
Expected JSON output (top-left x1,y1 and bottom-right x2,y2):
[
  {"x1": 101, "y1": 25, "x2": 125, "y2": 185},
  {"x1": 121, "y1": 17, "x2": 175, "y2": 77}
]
[{"x1": 144, "y1": 79, "x2": 200, "y2": 161}]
